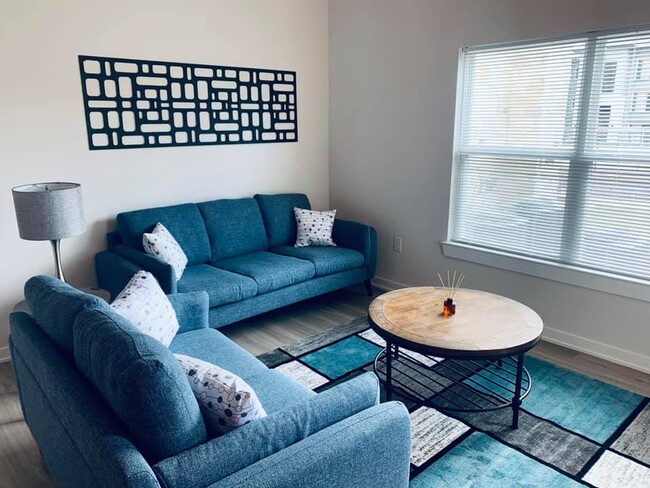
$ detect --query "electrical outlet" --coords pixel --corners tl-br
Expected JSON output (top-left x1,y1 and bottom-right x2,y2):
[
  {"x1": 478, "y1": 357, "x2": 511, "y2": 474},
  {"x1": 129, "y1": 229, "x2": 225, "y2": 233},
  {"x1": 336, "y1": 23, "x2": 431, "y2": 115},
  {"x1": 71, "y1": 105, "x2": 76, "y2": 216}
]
[{"x1": 393, "y1": 236, "x2": 403, "y2": 253}]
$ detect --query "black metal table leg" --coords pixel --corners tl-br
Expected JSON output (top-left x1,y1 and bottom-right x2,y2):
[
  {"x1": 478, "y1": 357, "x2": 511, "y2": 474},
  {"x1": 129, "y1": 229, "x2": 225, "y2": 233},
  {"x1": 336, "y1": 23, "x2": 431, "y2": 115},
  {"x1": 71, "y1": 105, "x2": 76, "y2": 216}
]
[
  {"x1": 511, "y1": 353, "x2": 524, "y2": 428},
  {"x1": 385, "y1": 342, "x2": 393, "y2": 401}
]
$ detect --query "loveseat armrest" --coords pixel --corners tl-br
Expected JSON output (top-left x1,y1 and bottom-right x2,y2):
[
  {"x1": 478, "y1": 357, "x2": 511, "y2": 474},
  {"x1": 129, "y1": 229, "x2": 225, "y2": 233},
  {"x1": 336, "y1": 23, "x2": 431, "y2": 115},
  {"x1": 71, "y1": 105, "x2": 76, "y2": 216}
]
[
  {"x1": 167, "y1": 292, "x2": 210, "y2": 334},
  {"x1": 213, "y1": 401, "x2": 410, "y2": 488},
  {"x1": 153, "y1": 373, "x2": 392, "y2": 488},
  {"x1": 106, "y1": 230, "x2": 123, "y2": 251},
  {"x1": 95, "y1": 251, "x2": 140, "y2": 300},
  {"x1": 111, "y1": 245, "x2": 176, "y2": 294},
  {"x1": 333, "y1": 219, "x2": 378, "y2": 278}
]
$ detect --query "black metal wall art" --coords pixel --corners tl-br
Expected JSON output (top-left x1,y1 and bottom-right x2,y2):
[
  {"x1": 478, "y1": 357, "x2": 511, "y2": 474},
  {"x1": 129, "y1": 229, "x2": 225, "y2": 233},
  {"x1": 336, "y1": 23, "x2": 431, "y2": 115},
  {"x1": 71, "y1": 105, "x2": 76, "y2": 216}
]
[{"x1": 78, "y1": 55, "x2": 298, "y2": 150}]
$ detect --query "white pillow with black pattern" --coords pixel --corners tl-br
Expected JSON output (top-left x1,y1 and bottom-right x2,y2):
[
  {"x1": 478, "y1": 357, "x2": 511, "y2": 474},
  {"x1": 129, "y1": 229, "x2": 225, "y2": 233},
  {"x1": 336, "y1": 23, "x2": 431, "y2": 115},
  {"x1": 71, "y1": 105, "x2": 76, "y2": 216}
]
[
  {"x1": 174, "y1": 354, "x2": 267, "y2": 435},
  {"x1": 294, "y1": 208, "x2": 337, "y2": 248},
  {"x1": 142, "y1": 223, "x2": 188, "y2": 281},
  {"x1": 110, "y1": 271, "x2": 179, "y2": 347}
]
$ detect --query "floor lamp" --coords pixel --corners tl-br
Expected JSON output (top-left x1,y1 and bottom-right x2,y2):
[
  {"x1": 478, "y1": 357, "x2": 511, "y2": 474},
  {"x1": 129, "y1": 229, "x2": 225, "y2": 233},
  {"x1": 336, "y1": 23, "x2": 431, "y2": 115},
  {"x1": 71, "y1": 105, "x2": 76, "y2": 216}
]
[{"x1": 12, "y1": 182, "x2": 86, "y2": 283}]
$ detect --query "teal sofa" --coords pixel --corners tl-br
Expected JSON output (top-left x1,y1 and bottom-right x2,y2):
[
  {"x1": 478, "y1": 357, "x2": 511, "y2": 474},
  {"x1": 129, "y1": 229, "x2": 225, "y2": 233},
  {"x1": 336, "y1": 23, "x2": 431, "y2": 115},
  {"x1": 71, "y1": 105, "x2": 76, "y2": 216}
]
[
  {"x1": 96, "y1": 193, "x2": 377, "y2": 328},
  {"x1": 10, "y1": 276, "x2": 411, "y2": 487}
]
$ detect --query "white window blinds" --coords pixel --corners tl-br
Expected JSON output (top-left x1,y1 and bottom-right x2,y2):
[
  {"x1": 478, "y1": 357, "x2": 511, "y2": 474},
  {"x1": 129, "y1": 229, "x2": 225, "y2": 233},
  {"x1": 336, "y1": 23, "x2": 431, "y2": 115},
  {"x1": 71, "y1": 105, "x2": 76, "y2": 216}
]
[{"x1": 450, "y1": 26, "x2": 650, "y2": 282}]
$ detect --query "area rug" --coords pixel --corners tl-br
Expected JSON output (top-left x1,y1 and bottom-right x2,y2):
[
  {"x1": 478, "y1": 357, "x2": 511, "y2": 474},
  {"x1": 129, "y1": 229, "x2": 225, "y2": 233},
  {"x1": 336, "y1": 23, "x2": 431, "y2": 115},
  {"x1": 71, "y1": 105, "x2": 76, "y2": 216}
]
[{"x1": 257, "y1": 317, "x2": 650, "y2": 487}]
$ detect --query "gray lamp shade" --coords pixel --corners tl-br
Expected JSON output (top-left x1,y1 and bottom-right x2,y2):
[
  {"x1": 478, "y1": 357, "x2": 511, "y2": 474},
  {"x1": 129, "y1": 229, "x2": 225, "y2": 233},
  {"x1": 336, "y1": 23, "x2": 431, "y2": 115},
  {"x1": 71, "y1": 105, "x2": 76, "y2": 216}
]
[{"x1": 12, "y1": 182, "x2": 86, "y2": 241}]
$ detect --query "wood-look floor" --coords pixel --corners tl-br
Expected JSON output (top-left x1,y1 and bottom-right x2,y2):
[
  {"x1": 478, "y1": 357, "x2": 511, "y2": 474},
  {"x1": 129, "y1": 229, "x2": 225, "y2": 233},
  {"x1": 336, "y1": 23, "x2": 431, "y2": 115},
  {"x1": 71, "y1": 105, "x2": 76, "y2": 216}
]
[{"x1": 0, "y1": 286, "x2": 648, "y2": 487}]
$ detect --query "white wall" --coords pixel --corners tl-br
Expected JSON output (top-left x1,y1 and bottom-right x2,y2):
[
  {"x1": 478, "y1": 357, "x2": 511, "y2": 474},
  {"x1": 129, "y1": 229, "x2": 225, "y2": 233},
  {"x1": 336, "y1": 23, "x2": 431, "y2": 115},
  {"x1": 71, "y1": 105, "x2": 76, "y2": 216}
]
[
  {"x1": 330, "y1": 0, "x2": 650, "y2": 372},
  {"x1": 0, "y1": 0, "x2": 329, "y2": 360}
]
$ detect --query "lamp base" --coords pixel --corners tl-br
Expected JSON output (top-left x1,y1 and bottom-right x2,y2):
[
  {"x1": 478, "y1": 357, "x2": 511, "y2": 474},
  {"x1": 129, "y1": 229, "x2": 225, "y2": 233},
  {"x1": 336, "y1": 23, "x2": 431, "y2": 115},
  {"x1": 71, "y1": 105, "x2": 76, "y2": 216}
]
[{"x1": 50, "y1": 239, "x2": 66, "y2": 282}]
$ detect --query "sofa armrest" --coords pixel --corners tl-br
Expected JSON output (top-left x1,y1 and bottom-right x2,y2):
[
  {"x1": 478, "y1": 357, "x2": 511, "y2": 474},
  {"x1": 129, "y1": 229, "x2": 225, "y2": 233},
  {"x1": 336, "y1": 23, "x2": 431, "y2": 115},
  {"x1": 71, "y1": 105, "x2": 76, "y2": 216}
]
[
  {"x1": 153, "y1": 373, "x2": 386, "y2": 488},
  {"x1": 213, "y1": 401, "x2": 410, "y2": 488},
  {"x1": 95, "y1": 251, "x2": 140, "y2": 300},
  {"x1": 333, "y1": 219, "x2": 378, "y2": 278},
  {"x1": 113, "y1": 245, "x2": 177, "y2": 294},
  {"x1": 106, "y1": 230, "x2": 123, "y2": 251},
  {"x1": 167, "y1": 292, "x2": 210, "y2": 334}
]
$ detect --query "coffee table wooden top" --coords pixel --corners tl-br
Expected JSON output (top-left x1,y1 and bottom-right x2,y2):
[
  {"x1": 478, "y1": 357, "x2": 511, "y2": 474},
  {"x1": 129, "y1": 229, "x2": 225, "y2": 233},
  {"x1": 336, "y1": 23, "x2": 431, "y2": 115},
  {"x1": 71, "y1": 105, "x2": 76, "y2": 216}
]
[{"x1": 369, "y1": 287, "x2": 543, "y2": 357}]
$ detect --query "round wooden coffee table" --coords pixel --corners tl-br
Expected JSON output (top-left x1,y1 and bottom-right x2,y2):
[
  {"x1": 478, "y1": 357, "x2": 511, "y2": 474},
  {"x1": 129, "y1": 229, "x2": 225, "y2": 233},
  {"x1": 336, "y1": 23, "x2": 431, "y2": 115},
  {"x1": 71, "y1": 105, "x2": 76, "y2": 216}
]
[{"x1": 369, "y1": 287, "x2": 543, "y2": 428}]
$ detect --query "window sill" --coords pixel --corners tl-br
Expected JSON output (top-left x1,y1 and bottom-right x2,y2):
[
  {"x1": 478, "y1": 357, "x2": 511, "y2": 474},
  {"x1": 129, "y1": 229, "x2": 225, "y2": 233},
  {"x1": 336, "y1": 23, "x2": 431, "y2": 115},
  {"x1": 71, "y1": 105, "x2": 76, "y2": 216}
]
[{"x1": 441, "y1": 241, "x2": 650, "y2": 303}]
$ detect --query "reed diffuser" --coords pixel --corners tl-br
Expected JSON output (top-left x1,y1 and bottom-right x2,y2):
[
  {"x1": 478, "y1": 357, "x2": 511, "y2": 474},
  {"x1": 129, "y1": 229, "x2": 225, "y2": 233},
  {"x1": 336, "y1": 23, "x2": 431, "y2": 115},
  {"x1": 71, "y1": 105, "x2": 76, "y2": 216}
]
[{"x1": 437, "y1": 271, "x2": 465, "y2": 317}]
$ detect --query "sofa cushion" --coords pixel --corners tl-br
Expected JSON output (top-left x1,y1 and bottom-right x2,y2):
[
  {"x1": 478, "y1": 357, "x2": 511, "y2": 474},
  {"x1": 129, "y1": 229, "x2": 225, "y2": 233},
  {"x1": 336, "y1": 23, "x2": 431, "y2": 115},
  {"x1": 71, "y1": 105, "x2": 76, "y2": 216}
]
[
  {"x1": 142, "y1": 222, "x2": 188, "y2": 280},
  {"x1": 177, "y1": 265, "x2": 258, "y2": 307},
  {"x1": 170, "y1": 328, "x2": 268, "y2": 379},
  {"x1": 214, "y1": 251, "x2": 315, "y2": 294},
  {"x1": 294, "y1": 208, "x2": 337, "y2": 248},
  {"x1": 198, "y1": 198, "x2": 268, "y2": 262},
  {"x1": 24, "y1": 275, "x2": 110, "y2": 357},
  {"x1": 244, "y1": 369, "x2": 315, "y2": 414},
  {"x1": 271, "y1": 246, "x2": 366, "y2": 276},
  {"x1": 73, "y1": 308, "x2": 207, "y2": 463},
  {"x1": 175, "y1": 354, "x2": 268, "y2": 435},
  {"x1": 110, "y1": 271, "x2": 179, "y2": 347},
  {"x1": 254, "y1": 193, "x2": 311, "y2": 248},
  {"x1": 117, "y1": 203, "x2": 211, "y2": 266},
  {"x1": 169, "y1": 328, "x2": 314, "y2": 414}
]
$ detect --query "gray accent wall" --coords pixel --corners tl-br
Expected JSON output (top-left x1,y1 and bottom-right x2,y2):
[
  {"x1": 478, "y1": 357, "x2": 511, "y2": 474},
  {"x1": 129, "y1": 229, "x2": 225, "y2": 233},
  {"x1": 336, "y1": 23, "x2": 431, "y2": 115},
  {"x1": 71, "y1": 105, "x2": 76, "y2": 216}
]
[{"x1": 329, "y1": 0, "x2": 650, "y2": 371}]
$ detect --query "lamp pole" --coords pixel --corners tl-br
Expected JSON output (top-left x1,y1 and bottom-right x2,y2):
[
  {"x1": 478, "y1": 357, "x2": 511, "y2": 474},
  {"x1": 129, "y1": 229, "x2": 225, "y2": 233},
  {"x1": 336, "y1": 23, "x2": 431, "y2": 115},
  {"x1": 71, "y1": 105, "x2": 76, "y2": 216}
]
[{"x1": 50, "y1": 239, "x2": 66, "y2": 282}]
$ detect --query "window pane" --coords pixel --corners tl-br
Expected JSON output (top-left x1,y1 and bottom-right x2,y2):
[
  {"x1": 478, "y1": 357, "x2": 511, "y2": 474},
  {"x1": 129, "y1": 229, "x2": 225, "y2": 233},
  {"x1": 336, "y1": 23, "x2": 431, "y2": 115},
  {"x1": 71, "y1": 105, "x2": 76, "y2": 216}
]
[
  {"x1": 460, "y1": 41, "x2": 586, "y2": 155},
  {"x1": 576, "y1": 160, "x2": 650, "y2": 279},
  {"x1": 452, "y1": 155, "x2": 569, "y2": 259},
  {"x1": 585, "y1": 36, "x2": 650, "y2": 159}
]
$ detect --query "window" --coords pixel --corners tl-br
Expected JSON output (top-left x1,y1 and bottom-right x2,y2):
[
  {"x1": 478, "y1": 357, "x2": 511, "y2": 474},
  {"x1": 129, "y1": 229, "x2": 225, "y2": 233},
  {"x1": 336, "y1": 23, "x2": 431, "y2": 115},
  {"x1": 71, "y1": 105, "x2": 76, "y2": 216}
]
[
  {"x1": 601, "y1": 61, "x2": 617, "y2": 92},
  {"x1": 447, "y1": 26, "x2": 650, "y2": 288},
  {"x1": 636, "y1": 56, "x2": 649, "y2": 80},
  {"x1": 597, "y1": 105, "x2": 611, "y2": 144}
]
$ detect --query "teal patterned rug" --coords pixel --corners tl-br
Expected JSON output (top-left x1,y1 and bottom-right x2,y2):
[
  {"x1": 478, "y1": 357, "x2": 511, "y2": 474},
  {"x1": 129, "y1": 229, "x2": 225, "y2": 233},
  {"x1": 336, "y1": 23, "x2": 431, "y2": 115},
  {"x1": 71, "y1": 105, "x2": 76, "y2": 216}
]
[{"x1": 257, "y1": 317, "x2": 650, "y2": 487}]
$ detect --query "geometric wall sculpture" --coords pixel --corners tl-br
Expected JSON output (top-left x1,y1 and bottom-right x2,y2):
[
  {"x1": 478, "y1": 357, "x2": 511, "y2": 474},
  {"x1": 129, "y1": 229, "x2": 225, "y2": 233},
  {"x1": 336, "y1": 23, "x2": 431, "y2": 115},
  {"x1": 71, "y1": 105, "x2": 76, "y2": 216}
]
[{"x1": 78, "y1": 55, "x2": 297, "y2": 150}]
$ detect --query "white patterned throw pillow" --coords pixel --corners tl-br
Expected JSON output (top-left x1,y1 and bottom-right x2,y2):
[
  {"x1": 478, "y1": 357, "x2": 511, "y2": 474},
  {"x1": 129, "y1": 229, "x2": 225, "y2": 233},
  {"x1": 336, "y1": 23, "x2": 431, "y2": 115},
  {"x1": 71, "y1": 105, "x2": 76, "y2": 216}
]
[
  {"x1": 174, "y1": 354, "x2": 267, "y2": 435},
  {"x1": 110, "y1": 271, "x2": 180, "y2": 347},
  {"x1": 294, "y1": 208, "x2": 337, "y2": 248},
  {"x1": 142, "y1": 223, "x2": 188, "y2": 281}
]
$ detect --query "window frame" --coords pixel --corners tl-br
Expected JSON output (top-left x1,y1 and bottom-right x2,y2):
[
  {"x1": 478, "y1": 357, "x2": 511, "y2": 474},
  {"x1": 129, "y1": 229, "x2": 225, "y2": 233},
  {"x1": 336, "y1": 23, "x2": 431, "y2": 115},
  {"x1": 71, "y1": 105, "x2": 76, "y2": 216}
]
[{"x1": 443, "y1": 24, "x2": 650, "y2": 303}]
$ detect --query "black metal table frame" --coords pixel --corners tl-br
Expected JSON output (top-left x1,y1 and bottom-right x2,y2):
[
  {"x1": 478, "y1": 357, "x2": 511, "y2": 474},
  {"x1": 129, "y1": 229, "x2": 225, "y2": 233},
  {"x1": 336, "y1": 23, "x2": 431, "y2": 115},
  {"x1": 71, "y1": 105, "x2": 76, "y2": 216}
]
[{"x1": 372, "y1": 331, "x2": 541, "y2": 429}]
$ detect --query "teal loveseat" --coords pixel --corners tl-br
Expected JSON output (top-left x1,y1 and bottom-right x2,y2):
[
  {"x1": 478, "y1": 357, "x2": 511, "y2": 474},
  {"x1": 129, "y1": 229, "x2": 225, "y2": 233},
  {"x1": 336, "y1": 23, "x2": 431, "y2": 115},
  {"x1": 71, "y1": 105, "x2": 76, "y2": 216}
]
[
  {"x1": 96, "y1": 193, "x2": 377, "y2": 328},
  {"x1": 10, "y1": 276, "x2": 411, "y2": 487}
]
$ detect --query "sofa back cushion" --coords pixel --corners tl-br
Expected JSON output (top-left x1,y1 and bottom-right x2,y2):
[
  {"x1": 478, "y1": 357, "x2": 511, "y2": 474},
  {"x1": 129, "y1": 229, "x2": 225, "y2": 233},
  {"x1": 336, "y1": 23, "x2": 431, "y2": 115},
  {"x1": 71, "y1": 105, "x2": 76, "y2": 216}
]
[
  {"x1": 254, "y1": 193, "x2": 311, "y2": 248},
  {"x1": 24, "y1": 276, "x2": 110, "y2": 357},
  {"x1": 73, "y1": 307, "x2": 207, "y2": 463},
  {"x1": 116, "y1": 203, "x2": 211, "y2": 266},
  {"x1": 198, "y1": 198, "x2": 268, "y2": 262}
]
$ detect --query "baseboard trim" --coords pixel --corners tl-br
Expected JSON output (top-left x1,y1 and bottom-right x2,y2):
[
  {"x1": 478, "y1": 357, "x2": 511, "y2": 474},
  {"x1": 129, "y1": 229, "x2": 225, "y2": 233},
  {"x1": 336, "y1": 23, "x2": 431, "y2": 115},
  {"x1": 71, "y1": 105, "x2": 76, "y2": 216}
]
[
  {"x1": 542, "y1": 327, "x2": 650, "y2": 374},
  {"x1": 0, "y1": 346, "x2": 11, "y2": 364},
  {"x1": 372, "y1": 275, "x2": 650, "y2": 374},
  {"x1": 372, "y1": 276, "x2": 410, "y2": 291}
]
